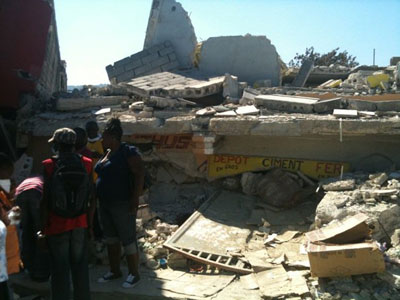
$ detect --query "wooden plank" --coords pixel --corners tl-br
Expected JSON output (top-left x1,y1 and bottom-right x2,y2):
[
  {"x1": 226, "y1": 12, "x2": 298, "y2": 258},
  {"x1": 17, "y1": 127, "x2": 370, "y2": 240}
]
[{"x1": 164, "y1": 245, "x2": 253, "y2": 274}]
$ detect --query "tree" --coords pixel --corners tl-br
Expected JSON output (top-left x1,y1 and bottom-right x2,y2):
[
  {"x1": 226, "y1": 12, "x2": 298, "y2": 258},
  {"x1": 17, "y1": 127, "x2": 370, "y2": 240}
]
[{"x1": 289, "y1": 47, "x2": 359, "y2": 68}]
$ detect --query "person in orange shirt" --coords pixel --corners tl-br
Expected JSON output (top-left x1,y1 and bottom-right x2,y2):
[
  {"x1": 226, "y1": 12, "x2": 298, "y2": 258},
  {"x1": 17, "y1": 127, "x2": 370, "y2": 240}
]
[
  {"x1": 0, "y1": 152, "x2": 21, "y2": 300},
  {"x1": 0, "y1": 153, "x2": 21, "y2": 277}
]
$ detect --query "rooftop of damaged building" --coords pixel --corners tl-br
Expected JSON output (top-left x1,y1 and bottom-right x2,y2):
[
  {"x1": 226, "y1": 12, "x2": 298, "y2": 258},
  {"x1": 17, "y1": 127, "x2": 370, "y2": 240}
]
[
  {"x1": 22, "y1": 64, "x2": 400, "y2": 137},
  {"x1": 17, "y1": 0, "x2": 400, "y2": 140}
]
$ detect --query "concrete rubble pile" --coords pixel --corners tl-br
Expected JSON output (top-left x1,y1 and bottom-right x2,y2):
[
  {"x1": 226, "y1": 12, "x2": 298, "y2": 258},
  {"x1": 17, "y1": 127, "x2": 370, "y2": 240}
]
[
  {"x1": 305, "y1": 171, "x2": 400, "y2": 300},
  {"x1": 11, "y1": 0, "x2": 400, "y2": 298},
  {"x1": 153, "y1": 169, "x2": 400, "y2": 299}
]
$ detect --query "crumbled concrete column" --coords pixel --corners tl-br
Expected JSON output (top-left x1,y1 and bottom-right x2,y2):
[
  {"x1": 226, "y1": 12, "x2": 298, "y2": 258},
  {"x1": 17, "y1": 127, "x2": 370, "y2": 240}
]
[{"x1": 144, "y1": 0, "x2": 197, "y2": 68}]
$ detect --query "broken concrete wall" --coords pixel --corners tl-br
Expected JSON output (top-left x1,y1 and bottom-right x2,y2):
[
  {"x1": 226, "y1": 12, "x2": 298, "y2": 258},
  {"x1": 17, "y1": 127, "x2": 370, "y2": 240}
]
[
  {"x1": 144, "y1": 0, "x2": 197, "y2": 69},
  {"x1": 198, "y1": 35, "x2": 281, "y2": 86},
  {"x1": 106, "y1": 42, "x2": 179, "y2": 84},
  {"x1": 37, "y1": 0, "x2": 67, "y2": 99}
]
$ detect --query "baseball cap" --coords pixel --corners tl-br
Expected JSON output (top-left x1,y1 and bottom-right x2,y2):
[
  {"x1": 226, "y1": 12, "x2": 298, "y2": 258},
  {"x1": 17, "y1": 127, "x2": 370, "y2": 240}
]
[{"x1": 48, "y1": 128, "x2": 76, "y2": 145}]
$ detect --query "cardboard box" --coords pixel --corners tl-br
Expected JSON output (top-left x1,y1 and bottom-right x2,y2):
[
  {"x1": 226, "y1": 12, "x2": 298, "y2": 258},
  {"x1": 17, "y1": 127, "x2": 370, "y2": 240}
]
[
  {"x1": 306, "y1": 213, "x2": 370, "y2": 244},
  {"x1": 307, "y1": 241, "x2": 385, "y2": 278}
]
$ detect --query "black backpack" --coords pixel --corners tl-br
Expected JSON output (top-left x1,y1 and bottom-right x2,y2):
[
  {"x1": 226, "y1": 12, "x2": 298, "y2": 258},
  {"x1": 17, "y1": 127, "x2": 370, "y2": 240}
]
[{"x1": 49, "y1": 154, "x2": 90, "y2": 218}]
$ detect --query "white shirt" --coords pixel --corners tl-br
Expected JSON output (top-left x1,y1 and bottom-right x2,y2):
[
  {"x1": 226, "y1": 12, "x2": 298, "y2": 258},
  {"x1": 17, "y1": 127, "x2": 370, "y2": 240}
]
[{"x1": 0, "y1": 220, "x2": 7, "y2": 282}]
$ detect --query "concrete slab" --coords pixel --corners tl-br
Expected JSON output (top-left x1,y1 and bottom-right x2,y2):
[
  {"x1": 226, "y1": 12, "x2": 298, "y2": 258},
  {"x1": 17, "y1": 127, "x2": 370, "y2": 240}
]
[
  {"x1": 198, "y1": 35, "x2": 281, "y2": 86},
  {"x1": 313, "y1": 97, "x2": 342, "y2": 114},
  {"x1": 122, "y1": 71, "x2": 225, "y2": 99},
  {"x1": 56, "y1": 96, "x2": 128, "y2": 111},
  {"x1": 292, "y1": 59, "x2": 314, "y2": 87},
  {"x1": 333, "y1": 109, "x2": 358, "y2": 118},
  {"x1": 215, "y1": 110, "x2": 237, "y2": 117},
  {"x1": 255, "y1": 95, "x2": 318, "y2": 113},
  {"x1": 166, "y1": 190, "x2": 254, "y2": 254},
  {"x1": 236, "y1": 105, "x2": 259, "y2": 115}
]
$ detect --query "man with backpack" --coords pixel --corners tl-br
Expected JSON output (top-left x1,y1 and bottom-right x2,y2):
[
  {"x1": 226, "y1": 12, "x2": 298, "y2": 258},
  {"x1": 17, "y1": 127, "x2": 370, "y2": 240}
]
[{"x1": 39, "y1": 128, "x2": 94, "y2": 300}]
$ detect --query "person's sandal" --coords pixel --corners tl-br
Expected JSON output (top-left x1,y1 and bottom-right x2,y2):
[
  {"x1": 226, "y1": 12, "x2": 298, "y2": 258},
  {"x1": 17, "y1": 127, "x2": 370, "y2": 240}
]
[{"x1": 97, "y1": 271, "x2": 122, "y2": 283}]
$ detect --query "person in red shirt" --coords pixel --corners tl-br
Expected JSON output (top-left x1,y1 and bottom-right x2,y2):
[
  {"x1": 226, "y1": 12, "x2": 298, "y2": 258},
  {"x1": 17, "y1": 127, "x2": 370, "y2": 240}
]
[{"x1": 39, "y1": 128, "x2": 94, "y2": 300}]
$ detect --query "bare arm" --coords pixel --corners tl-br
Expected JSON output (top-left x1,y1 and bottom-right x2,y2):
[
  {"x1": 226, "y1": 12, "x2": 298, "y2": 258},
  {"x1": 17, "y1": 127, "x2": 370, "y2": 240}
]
[
  {"x1": 0, "y1": 204, "x2": 10, "y2": 226},
  {"x1": 127, "y1": 155, "x2": 145, "y2": 215}
]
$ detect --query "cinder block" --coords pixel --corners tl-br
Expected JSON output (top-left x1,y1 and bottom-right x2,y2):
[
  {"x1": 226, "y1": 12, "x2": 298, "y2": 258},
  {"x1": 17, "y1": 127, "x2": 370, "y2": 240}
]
[
  {"x1": 160, "y1": 60, "x2": 180, "y2": 72},
  {"x1": 135, "y1": 64, "x2": 153, "y2": 76},
  {"x1": 105, "y1": 64, "x2": 114, "y2": 72},
  {"x1": 116, "y1": 70, "x2": 135, "y2": 83},
  {"x1": 124, "y1": 59, "x2": 143, "y2": 71},
  {"x1": 148, "y1": 67, "x2": 162, "y2": 74},
  {"x1": 106, "y1": 65, "x2": 117, "y2": 78},
  {"x1": 148, "y1": 43, "x2": 165, "y2": 54},
  {"x1": 159, "y1": 46, "x2": 175, "y2": 57},
  {"x1": 114, "y1": 66, "x2": 125, "y2": 76},
  {"x1": 114, "y1": 57, "x2": 131, "y2": 68},
  {"x1": 141, "y1": 53, "x2": 160, "y2": 64},
  {"x1": 150, "y1": 56, "x2": 170, "y2": 68},
  {"x1": 131, "y1": 50, "x2": 150, "y2": 61}
]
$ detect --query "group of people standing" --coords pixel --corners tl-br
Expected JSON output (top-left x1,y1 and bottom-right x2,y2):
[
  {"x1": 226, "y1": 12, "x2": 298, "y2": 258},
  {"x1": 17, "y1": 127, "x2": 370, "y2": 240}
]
[{"x1": 0, "y1": 117, "x2": 145, "y2": 300}]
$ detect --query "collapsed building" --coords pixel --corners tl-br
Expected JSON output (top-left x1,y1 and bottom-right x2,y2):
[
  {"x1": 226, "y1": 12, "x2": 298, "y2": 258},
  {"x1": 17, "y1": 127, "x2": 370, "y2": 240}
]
[{"x1": 6, "y1": 0, "x2": 400, "y2": 299}]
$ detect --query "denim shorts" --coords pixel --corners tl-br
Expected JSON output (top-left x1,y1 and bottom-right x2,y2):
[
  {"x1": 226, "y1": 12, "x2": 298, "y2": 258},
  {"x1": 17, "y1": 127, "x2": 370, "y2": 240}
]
[{"x1": 99, "y1": 201, "x2": 137, "y2": 248}]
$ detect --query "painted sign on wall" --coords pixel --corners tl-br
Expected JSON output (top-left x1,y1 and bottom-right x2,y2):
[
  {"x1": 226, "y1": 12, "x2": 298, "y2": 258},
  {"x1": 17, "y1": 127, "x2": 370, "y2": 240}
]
[
  {"x1": 208, "y1": 154, "x2": 350, "y2": 179},
  {"x1": 130, "y1": 134, "x2": 193, "y2": 150}
]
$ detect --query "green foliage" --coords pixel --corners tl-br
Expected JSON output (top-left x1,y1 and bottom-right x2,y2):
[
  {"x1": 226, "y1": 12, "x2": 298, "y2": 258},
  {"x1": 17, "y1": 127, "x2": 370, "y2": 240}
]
[{"x1": 289, "y1": 47, "x2": 359, "y2": 68}]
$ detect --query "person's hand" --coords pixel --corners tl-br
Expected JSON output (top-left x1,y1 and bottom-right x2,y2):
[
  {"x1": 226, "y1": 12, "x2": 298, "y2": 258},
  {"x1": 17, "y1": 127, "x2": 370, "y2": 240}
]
[
  {"x1": 99, "y1": 149, "x2": 111, "y2": 164},
  {"x1": 8, "y1": 206, "x2": 21, "y2": 225}
]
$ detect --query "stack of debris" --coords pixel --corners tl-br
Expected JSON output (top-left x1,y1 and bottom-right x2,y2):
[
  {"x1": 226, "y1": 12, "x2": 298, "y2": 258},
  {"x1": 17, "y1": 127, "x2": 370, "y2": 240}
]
[{"x1": 151, "y1": 168, "x2": 400, "y2": 299}]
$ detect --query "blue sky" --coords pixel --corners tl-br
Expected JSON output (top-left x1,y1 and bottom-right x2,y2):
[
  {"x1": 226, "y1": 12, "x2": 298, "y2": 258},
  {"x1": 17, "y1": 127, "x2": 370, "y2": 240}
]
[{"x1": 54, "y1": 0, "x2": 400, "y2": 85}]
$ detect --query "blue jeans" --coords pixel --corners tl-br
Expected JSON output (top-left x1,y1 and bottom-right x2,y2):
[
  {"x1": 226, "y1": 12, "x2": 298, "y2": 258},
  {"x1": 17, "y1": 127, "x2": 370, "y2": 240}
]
[{"x1": 47, "y1": 228, "x2": 90, "y2": 300}]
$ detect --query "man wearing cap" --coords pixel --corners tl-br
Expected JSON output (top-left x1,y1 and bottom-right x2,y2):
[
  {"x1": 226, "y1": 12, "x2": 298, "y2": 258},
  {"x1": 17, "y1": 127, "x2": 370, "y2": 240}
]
[{"x1": 39, "y1": 128, "x2": 94, "y2": 300}]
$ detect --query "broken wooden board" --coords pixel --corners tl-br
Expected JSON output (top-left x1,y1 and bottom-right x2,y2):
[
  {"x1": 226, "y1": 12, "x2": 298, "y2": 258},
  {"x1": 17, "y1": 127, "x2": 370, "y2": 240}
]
[
  {"x1": 266, "y1": 237, "x2": 309, "y2": 266},
  {"x1": 164, "y1": 246, "x2": 253, "y2": 274},
  {"x1": 244, "y1": 249, "x2": 275, "y2": 273},
  {"x1": 255, "y1": 265, "x2": 310, "y2": 298},
  {"x1": 240, "y1": 273, "x2": 259, "y2": 290},
  {"x1": 275, "y1": 230, "x2": 301, "y2": 243},
  {"x1": 164, "y1": 190, "x2": 255, "y2": 274},
  {"x1": 305, "y1": 213, "x2": 370, "y2": 244}
]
